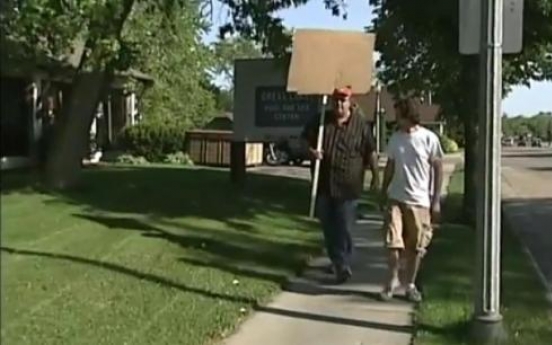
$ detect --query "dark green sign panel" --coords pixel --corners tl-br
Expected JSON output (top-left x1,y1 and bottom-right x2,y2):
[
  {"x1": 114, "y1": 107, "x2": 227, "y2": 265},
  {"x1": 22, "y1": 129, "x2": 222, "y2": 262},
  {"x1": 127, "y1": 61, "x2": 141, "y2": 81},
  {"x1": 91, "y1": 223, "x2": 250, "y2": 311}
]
[{"x1": 254, "y1": 86, "x2": 319, "y2": 127}]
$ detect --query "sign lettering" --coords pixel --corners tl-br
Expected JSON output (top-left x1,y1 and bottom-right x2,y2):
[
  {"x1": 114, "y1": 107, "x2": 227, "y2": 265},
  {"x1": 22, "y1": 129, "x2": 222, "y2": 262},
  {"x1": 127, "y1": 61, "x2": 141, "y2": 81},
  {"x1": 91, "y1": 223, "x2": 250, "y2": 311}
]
[{"x1": 254, "y1": 86, "x2": 319, "y2": 127}]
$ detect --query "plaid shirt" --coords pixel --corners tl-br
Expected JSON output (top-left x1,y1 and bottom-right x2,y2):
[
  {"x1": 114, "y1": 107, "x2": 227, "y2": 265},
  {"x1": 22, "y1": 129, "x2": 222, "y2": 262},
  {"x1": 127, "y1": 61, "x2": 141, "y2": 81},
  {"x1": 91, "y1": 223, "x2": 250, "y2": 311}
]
[{"x1": 301, "y1": 108, "x2": 375, "y2": 200}]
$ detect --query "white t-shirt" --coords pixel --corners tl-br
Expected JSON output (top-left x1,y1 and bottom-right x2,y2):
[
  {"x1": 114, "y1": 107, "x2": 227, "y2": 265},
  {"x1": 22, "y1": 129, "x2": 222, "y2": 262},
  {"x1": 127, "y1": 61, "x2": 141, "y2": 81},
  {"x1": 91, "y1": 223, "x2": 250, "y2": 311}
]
[{"x1": 386, "y1": 126, "x2": 444, "y2": 208}]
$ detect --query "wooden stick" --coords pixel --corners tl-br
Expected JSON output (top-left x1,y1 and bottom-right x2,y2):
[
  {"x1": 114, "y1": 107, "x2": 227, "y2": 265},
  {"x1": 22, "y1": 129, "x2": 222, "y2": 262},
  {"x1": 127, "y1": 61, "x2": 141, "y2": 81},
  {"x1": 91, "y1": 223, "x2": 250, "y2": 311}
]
[{"x1": 309, "y1": 95, "x2": 328, "y2": 218}]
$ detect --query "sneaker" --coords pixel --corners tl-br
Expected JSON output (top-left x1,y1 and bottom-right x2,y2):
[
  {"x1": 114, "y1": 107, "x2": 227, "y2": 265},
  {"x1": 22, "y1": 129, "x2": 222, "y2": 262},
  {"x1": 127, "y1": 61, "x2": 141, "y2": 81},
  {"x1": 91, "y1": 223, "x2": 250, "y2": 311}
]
[
  {"x1": 379, "y1": 279, "x2": 400, "y2": 302},
  {"x1": 405, "y1": 285, "x2": 423, "y2": 303},
  {"x1": 322, "y1": 264, "x2": 335, "y2": 275},
  {"x1": 335, "y1": 266, "x2": 352, "y2": 284}
]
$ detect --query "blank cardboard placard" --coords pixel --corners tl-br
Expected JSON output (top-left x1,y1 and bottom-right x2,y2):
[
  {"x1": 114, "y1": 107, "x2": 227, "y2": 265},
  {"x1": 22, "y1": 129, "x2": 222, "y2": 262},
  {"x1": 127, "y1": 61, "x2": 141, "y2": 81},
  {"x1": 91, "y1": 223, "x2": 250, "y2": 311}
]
[{"x1": 287, "y1": 29, "x2": 376, "y2": 95}]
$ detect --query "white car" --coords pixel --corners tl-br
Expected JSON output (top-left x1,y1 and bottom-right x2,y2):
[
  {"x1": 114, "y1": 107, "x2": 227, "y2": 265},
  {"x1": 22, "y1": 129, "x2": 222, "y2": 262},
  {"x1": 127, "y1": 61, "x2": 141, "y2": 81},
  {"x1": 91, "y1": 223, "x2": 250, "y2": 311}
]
[{"x1": 501, "y1": 137, "x2": 515, "y2": 146}]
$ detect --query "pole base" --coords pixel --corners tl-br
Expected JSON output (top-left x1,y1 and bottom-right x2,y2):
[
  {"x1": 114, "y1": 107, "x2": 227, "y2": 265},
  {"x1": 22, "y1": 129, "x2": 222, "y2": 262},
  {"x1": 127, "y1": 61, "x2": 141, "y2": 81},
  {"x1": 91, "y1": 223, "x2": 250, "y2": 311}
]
[{"x1": 471, "y1": 314, "x2": 507, "y2": 345}]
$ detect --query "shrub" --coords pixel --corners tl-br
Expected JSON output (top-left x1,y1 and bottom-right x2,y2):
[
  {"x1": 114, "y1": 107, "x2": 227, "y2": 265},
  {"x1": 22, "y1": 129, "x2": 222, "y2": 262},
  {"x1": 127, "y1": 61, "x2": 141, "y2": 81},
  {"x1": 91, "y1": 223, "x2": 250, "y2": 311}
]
[
  {"x1": 115, "y1": 154, "x2": 149, "y2": 165},
  {"x1": 163, "y1": 152, "x2": 194, "y2": 166},
  {"x1": 440, "y1": 134, "x2": 459, "y2": 154},
  {"x1": 118, "y1": 122, "x2": 187, "y2": 162}
]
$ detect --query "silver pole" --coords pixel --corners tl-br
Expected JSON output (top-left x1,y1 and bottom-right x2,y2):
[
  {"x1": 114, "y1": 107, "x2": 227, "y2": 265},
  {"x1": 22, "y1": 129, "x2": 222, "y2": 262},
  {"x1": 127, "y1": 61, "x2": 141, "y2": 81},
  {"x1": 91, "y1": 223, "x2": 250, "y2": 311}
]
[
  {"x1": 473, "y1": 0, "x2": 505, "y2": 341},
  {"x1": 375, "y1": 86, "x2": 381, "y2": 154}
]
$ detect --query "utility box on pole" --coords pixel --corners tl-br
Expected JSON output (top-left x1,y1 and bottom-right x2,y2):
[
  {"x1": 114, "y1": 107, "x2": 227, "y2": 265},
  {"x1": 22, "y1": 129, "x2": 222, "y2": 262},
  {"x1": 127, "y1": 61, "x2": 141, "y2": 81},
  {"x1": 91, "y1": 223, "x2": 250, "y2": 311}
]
[{"x1": 459, "y1": 0, "x2": 524, "y2": 55}]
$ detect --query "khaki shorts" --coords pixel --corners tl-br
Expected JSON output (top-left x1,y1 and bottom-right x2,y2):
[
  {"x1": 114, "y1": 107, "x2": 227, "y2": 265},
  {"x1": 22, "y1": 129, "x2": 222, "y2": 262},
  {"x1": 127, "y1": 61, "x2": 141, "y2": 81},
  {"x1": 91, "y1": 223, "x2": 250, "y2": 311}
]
[{"x1": 383, "y1": 200, "x2": 433, "y2": 253}]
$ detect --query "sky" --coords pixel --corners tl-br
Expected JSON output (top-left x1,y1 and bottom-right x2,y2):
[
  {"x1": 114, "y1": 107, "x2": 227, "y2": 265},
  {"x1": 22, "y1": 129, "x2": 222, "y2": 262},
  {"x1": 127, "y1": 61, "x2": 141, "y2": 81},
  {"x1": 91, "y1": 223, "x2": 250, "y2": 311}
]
[{"x1": 203, "y1": 1, "x2": 551, "y2": 116}]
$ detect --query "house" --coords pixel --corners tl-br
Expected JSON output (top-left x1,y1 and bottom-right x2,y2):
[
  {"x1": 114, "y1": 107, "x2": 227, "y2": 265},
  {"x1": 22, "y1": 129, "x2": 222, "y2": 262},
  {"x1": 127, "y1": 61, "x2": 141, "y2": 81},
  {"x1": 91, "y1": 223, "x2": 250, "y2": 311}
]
[
  {"x1": 0, "y1": 52, "x2": 153, "y2": 170},
  {"x1": 354, "y1": 87, "x2": 444, "y2": 131},
  {"x1": 351, "y1": 87, "x2": 445, "y2": 153},
  {"x1": 203, "y1": 112, "x2": 233, "y2": 131}
]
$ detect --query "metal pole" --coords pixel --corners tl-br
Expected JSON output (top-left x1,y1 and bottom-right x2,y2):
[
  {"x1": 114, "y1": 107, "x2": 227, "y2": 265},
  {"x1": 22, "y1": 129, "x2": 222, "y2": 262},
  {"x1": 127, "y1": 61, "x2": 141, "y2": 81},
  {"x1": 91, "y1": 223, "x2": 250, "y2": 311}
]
[
  {"x1": 375, "y1": 85, "x2": 381, "y2": 154},
  {"x1": 473, "y1": 0, "x2": 506, "y2": 342}
]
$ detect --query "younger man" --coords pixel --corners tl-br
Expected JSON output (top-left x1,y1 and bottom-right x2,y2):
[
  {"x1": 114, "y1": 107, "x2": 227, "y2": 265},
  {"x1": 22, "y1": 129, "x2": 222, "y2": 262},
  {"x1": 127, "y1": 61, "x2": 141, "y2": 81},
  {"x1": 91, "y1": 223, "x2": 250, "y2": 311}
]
[{"x1": 380, "y1": 98, "x2": 444, "y2": 302}]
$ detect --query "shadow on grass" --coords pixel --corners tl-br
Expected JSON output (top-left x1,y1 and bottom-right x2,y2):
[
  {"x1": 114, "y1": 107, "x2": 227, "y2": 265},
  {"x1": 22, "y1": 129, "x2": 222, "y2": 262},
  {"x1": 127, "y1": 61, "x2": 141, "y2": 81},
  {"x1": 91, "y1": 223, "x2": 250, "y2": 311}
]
[
  {"x1": 74, "y1": 213, "x2": 317, "y2": 276},
  {"x1": 0, "y1": 169, "x2": 43, "y2": 194},
  {"x1": 1, "y1": 165, "x2": 312, "y2": 221},
  {"x1": 2, "y1": 165, "x2": 322, "y2": 287},
  {"x1": 0, "y1": 246, "x2": 258, "y2": 305}
]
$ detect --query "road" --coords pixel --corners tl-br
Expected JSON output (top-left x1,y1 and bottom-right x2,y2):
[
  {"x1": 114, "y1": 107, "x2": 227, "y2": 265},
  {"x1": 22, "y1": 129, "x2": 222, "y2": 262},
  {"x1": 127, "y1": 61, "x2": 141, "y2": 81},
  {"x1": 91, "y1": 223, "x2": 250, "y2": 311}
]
[
  {"x1": 502, "y1": 146, "x2": 552, "y2": 172},
  {"x1": 501, "y1": 146, "x2": 552, "y2": 301}
]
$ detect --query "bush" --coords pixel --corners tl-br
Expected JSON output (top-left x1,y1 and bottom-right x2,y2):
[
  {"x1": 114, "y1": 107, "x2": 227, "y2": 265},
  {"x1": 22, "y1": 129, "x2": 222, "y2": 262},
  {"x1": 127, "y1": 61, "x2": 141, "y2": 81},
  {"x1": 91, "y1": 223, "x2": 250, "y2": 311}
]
[
  {"x1": 163, "y1": 152, "x2": 194, "y2": 166},
  {"x1": 118, "y1": 122, "x2": 187, "y2": 162},
  {"x1": 440, "y1": 134, "x2": 459, "y2": 154},
  {"x1": 115, "y1": 154, "x2": 149, "y2": 165}
]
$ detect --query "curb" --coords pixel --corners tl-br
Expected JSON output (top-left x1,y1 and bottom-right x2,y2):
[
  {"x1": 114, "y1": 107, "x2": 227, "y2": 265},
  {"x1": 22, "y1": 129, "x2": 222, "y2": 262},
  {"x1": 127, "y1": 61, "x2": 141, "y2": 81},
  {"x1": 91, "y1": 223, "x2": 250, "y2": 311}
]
[
  {"x1": 501, "y1": 209, "x2": 552, "y2": 306},
  {"x1": 501, "y1": 174, "x2": 552, "y2": 306}
]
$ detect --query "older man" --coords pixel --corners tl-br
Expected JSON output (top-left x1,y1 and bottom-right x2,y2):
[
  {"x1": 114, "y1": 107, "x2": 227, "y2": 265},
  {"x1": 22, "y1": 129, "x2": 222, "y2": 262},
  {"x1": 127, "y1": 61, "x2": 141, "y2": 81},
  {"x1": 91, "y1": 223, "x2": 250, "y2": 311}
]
[
  {"x1": 302, "y1": 86, "x2": 379, "y2": 284},
  {"x1": 380, "y1": 98, "x2": 444, "y2": 302}
]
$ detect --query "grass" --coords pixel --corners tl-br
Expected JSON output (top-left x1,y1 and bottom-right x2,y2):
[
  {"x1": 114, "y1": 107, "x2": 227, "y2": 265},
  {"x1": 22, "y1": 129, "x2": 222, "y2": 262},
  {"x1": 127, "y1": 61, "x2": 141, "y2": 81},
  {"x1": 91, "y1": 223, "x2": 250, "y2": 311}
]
[
  {"x1": 1, "y1": 164, "x2": 321, "y2": 345},
  {"x1": 415, "y1": 169, "x2": 552, "y2": 345}
]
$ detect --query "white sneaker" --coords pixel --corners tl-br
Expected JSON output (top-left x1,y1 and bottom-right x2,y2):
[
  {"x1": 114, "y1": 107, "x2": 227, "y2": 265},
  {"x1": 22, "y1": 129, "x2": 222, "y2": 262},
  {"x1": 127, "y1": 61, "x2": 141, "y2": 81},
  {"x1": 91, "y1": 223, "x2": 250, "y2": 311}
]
[
  {"x1": 405, "y1": 284, "x2": 423, "y2": 303},
  {"x1": 379, "y1": 279, "x2": 400, "y2": 302}
]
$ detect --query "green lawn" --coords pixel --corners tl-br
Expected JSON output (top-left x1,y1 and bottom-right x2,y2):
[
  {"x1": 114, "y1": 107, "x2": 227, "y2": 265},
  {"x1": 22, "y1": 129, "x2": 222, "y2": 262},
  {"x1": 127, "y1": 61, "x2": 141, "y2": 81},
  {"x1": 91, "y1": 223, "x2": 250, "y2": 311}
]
[
  {"x1": 415, "y1": 170, "x2": 552, "y2": 345},
  {"x1": 1, "y1": 165, "x2": 320, "y2": 345}
]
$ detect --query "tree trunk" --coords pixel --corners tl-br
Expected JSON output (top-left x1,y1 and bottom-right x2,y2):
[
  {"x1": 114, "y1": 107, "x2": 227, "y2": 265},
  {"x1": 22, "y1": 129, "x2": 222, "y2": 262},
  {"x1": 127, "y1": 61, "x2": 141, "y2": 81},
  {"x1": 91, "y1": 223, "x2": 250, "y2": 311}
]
[
  {"x1": 44, "y1": 72, "x2": 108, "y2": 189},
  {"x1": 462, "y1": 113, "x2": 478, "y2": 226},
  {"x1": 43, "y1": 0, "x2": 136, "y2": 190},
  {"x1": 458, "y1": 56, "x2": 479, "y2": 226}
]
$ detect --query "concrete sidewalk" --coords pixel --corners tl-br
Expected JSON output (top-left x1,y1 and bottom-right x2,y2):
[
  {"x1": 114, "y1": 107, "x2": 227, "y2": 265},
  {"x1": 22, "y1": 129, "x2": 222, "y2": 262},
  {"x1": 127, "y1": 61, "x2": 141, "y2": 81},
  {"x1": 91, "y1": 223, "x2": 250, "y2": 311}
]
[
  {"x1": 222, "y1": 162, "x2": 459, "y2": 345},
  {"x1": 502, "y1": 166, "x2": 552, "y2": 303},
  {"x1": 222, "y1": 218, "x2": 414, "y2": 345}
]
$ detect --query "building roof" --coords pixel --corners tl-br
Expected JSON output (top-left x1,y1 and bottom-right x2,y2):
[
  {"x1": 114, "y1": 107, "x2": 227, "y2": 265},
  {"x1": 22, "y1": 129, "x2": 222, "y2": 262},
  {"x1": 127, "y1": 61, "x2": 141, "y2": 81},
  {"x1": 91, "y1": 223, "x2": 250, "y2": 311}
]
[{"x1": 353, "y1": 87, "x2": 442, "y2": 122}]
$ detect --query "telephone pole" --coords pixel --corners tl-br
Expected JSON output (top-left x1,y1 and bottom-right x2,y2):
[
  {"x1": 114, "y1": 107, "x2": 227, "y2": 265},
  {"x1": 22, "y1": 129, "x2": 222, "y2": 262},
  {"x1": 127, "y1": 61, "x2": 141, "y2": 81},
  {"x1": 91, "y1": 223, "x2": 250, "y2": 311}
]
[{"x1": 472, "y1": 0, "x2": 507, "y2": 342}]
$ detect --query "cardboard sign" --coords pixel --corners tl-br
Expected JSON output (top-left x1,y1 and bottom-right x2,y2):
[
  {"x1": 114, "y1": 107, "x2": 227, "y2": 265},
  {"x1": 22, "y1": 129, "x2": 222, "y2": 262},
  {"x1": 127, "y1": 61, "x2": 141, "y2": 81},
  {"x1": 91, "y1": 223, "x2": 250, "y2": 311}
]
[{"x1": 287, "y1": 29, "x2": 376, "y2": 95}]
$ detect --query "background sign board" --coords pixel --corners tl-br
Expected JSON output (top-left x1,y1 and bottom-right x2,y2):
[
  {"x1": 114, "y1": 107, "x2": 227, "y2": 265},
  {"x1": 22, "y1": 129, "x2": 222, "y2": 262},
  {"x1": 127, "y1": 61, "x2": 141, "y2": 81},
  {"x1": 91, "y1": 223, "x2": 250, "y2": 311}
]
[
  {"x1": 459, "y1": 0, "x2": 524, "y2": 55},
  {"x1": 254, "y1": 86, "x2": 319, "y2": 127},
  {"x1": 233, "y1": 58, "x2": 320, "y2": 142}
]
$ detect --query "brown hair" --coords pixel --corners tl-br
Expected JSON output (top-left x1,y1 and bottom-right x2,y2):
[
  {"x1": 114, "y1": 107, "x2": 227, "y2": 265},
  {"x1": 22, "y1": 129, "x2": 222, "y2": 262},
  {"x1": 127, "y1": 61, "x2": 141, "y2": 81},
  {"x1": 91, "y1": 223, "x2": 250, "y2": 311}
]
[{"x1": 394, "y1": 98, "x2": 421, "y2": 125}]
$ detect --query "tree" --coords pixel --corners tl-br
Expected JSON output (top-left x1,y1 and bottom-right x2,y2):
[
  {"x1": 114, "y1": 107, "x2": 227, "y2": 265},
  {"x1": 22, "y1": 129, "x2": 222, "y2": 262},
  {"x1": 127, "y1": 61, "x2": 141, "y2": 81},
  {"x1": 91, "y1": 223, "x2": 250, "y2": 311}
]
[
  {"x1": 216, "y1": 0, "x2": 347, "y2": 56},
  {"x1": 503, "y1": 112, "x2": 552, "y2": 139},
  {"x1": 1, "y1": 0, "x2": 329, "y2": 189},
  {"x1": 124, "y1": 2, "x2": 217, "y2": 128},
  {"x1": 366, "y1": 0, "x2": 552, "y2": 223},
  {"x1": 208, "y1": 36, "x2": 264, "y2": 113},
  {"x1": 211, "y1": 36, "x2": 264, "y2": 87},
  {"x1": 1, "y1": 0, "x2": 207, "y2": 189}
]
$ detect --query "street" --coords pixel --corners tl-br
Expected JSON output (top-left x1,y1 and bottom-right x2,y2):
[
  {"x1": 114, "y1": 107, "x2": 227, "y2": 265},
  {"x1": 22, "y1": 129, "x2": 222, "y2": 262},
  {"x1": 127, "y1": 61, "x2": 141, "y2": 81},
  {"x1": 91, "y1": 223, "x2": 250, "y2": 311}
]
[
  {"x1": 501, "y1": 146, "x2": 552, "y2": 301},
  {"x1": 502, "y1": 146, "x2": 552, "y2": 172}
]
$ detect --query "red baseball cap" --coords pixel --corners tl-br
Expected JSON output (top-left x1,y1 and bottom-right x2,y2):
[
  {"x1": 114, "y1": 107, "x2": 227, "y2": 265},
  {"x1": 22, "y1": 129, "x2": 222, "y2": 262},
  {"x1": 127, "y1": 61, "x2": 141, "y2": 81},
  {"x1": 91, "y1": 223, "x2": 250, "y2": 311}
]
[{"x1": 332, "y1": 85, "x2": 353, "y2": 98}]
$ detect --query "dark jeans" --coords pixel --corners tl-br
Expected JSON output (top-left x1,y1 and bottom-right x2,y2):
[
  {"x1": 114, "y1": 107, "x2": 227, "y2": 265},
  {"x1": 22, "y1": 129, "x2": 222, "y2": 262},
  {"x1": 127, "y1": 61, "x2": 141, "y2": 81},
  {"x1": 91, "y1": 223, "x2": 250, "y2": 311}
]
[{"x1": 316, "y1": 195, "x2": 359, "y2": 269}]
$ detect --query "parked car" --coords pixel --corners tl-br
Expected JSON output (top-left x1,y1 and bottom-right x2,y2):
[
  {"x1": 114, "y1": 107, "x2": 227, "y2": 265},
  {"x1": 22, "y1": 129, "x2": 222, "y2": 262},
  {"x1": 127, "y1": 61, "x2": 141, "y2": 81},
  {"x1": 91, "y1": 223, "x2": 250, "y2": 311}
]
[
  {"x1": 264, "y1": 138, "x2": 310, "y2": 166},
  {"x1": 501, "y1": 137, "x2": 515, "y2": 146},
  {"x1": 532, "y1": 138, "x2": 543, "y2": 147}
]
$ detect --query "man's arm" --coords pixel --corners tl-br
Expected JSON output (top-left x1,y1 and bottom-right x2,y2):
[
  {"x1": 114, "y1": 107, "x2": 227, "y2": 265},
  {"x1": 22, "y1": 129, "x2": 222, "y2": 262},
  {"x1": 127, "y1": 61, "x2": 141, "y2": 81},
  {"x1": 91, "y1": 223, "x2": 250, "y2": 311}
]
[
  {"x1": 367, "y1": 152, "x2": 379, "y2": 182},
  {"x1": 431, "y1": 158, "x2": 443, "y2": 206},
  {"x1": 382, "y1": 159, "x2": 395, "y2": 195},
  {"x1": 429, "y1": 135, "x2": 445, "y2": 222},
  {"x1": 429, "y1": 134, "x2": 445, "y2": 205},
  {"x1": 363, "y1": 123, "x2": 380, "y2": 188}
]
